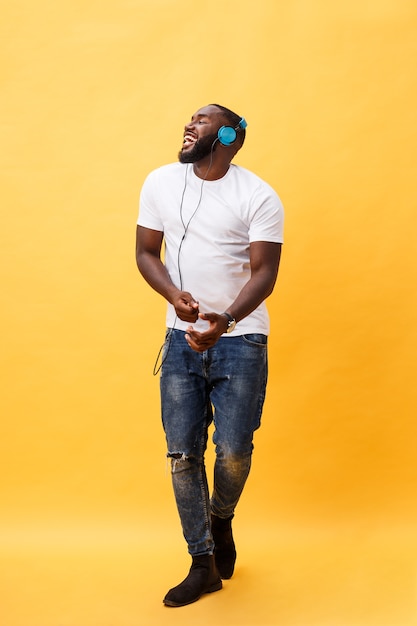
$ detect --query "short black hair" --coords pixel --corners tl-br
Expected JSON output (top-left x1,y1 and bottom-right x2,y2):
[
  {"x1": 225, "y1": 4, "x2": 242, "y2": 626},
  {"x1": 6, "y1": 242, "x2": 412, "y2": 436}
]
[{"x1": 209, "y1": 103, "x2": 246, "y2": 146}]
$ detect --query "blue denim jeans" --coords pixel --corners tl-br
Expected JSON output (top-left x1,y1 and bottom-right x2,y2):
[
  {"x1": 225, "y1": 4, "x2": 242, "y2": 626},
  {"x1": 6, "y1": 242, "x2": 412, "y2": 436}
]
[{"x1": 160, "y1": 329, "x2": 268, "y2": 556}]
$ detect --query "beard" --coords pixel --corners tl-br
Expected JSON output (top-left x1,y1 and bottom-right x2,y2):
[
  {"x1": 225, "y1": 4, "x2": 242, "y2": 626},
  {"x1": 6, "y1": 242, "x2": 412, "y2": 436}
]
[{"x1": 178, "y1": 132, "x2": 219, "y2": 163}]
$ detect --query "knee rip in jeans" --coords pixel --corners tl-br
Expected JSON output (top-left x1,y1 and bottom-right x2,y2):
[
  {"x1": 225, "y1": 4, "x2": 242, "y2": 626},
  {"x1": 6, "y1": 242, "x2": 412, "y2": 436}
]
[{"x1": 167, "y1": 451, "x2": 193, "y2": 473}]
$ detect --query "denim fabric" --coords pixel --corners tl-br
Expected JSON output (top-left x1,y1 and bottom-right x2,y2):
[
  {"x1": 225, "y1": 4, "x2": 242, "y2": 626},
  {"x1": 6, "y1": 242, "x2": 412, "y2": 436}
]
[{"x1": 160, "y1": 329, "x2": 268, "y2": 556}]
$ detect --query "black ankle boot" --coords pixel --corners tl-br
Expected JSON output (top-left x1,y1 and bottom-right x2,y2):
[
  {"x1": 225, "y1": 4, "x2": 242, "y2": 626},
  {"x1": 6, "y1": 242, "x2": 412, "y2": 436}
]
[
  {"x1": 163, "y1": 554, "x2": 222, "y2": 607},
  {"x1": 211, "y1": 514, "x2": 237, "y2": 579}
]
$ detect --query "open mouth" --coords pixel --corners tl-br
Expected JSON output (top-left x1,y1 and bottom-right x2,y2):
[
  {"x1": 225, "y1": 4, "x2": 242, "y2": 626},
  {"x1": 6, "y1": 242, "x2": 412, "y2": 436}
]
[{"x1": 183, "y1": 133, "x2": 197, "y2": 149}]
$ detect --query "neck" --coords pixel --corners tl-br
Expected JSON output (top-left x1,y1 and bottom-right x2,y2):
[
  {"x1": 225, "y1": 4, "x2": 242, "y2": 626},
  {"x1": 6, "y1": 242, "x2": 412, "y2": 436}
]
[{"x1": 192, "y1": 155, "x2": 231, "y2": 181}]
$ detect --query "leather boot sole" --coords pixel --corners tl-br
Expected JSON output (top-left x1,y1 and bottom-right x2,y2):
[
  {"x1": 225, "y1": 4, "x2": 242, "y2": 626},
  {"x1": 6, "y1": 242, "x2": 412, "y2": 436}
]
[{"x1": 164, "y1": 579, "x2": 222, "y2": 607}]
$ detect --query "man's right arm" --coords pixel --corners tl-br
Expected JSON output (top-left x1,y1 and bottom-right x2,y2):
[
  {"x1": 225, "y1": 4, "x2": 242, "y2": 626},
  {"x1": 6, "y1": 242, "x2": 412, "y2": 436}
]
[{"x1": 135, "y1": 225, "x2": 199, "y2": 323}]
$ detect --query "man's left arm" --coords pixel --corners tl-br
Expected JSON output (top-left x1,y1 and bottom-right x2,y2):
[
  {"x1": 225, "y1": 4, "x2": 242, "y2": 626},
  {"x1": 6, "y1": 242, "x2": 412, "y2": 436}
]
[
  {"x1": 226, "y1": 240, "x2": 282, "y2": 323},
  {"x1": 185, "y1": 241, "x2": 282, "y2": 352}
]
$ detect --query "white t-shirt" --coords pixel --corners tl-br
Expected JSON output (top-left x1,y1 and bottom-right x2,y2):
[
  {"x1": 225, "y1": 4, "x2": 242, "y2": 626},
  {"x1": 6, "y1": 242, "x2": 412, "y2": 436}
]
[{"x1": 137, "y1": 162, "x2": 284, "y2": 335}]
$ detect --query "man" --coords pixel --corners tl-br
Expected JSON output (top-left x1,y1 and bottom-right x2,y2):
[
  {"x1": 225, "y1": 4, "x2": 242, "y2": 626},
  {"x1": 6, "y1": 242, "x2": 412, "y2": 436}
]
[{"x1": 136, "y1": 104, "x2": 284, "y2": 607}]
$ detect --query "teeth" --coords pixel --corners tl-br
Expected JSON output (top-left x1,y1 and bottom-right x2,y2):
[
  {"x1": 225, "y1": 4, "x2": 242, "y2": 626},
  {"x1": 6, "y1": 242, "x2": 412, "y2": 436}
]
[{"x1": 183, "y1": 134, "x2": 196, "y2": 144}]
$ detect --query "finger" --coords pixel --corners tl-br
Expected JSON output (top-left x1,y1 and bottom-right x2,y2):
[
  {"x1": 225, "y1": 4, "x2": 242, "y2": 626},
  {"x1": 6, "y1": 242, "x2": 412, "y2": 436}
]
[{"x1": 199, "y1": 312, "x2": 215, "y2": 321}]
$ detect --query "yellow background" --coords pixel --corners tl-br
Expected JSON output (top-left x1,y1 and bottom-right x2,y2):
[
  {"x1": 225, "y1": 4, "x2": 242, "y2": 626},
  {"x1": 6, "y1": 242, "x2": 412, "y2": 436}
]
[{"x1": 1, "y1": 1, "x2": 416, "y2": 624}]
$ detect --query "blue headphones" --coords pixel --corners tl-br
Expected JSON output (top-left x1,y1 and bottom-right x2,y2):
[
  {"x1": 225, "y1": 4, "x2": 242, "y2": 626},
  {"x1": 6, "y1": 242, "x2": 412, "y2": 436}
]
[{"x1": 217, "y1": 117, "x2": 248, "y2": 146}]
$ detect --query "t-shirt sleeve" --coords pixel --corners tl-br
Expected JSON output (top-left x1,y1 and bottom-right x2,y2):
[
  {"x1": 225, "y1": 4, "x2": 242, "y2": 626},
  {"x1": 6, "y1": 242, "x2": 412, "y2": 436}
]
[
  {"x1": 137, "y1": 170, "x2": 164, "y2": 231},
  {"x1": 248, "y1": 183, "x2": 284, "y2": 244}
]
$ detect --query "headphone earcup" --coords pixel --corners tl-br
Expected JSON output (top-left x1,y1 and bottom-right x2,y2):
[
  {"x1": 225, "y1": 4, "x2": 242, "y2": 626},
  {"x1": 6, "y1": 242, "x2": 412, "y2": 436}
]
[{"x1": 217, "y1": 125, "x2": 237, "y2": 146}]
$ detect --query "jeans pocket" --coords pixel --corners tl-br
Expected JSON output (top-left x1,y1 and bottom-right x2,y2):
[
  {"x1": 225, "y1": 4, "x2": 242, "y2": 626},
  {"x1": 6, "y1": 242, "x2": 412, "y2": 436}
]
[
  {"x1": 162, "y1": 328, "x2": 174, "y2": 358},
  {"x1": 242, "y1": 333, "x2": 268, "y2": 347}
]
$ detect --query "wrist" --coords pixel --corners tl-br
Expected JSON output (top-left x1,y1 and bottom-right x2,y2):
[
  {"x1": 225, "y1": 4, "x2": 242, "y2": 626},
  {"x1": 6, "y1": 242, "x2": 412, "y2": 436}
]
[
  {"x1": 166, "y1": 285, "x2": 181, "y2": 304},
  {"x1": 222, "y1": 312, "x2": 236, "y2": 333}
]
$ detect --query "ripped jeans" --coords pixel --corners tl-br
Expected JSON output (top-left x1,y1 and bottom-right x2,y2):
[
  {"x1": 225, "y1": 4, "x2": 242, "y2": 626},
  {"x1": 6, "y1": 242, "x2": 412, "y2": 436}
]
[{"x1": 160, "y1": 329, "x2": 268, "y2": 557}]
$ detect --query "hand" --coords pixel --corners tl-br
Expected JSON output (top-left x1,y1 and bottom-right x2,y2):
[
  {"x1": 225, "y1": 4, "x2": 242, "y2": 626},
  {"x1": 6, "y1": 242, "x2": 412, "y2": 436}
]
[
  {"x1": 172, "y1": 291, "x2": 199, "y2": 323},
  {"x1": 185, "y1": 312, "x2": 228, "y2": 352}
]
